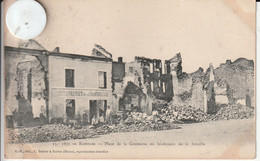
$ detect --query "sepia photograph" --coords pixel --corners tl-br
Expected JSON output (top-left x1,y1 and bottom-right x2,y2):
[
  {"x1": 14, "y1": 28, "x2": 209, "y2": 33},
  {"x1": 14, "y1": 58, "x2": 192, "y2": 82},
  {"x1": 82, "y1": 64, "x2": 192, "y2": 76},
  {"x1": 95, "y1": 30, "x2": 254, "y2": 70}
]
[{"x1": 2, "y1": 0, "x2": 256, "y2": 159}]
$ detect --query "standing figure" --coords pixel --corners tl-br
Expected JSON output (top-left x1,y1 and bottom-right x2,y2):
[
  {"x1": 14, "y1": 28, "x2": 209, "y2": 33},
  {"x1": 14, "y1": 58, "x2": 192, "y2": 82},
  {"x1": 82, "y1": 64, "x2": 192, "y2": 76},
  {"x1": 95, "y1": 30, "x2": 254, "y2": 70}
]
[
  {"x1": 75, "y1": 111, "x2": 81, "y2": 125},
  {"x1": 91, "y1": 115, "x2": 96, "y2": 126},
  {"x1": 152, "y1": 108, "x2": 159, "y2": 123},
  {"x1": 82, "y1": 110, "x2": 88, "y2": 125},
  {"x1": 99, "y1": 114, "x2": 104, "y2": 125},
  {"x1": 106, "y1": 106, "x2": 111, "y2": 125}
]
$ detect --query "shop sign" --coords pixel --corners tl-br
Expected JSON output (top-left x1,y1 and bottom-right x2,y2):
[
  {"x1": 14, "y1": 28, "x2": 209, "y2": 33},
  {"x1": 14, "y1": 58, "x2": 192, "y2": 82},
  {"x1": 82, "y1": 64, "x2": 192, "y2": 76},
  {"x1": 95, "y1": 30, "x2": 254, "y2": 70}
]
[{"x1": 53, "y1": 89, "x2": 108, "y2": 97}]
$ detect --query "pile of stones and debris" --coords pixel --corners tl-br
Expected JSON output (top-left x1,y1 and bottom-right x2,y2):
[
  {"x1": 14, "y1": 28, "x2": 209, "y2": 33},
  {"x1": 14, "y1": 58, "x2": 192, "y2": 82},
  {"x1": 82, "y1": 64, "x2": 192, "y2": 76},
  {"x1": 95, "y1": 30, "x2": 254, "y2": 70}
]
[
  {"x1": 8, "y1": 124, "x2": 96, "y2": 143},
  {"x1": 156, "y1": 103, "x2": 254, "y2": 123},
  {"x1": 158, "y1": 104, "x2": 208, "y2": 123},
  {"x1": 8, "y1": 116, "x2": 180, "y2": 143},
  {"x1": 8, "y1": 102, "x2": 254, "y2": 143},
  {"x1": 207, "y1": 103, "x2": 254, "y2": 121},
  {"x1": 124, "y1": 112, "x2": 153, "y2": 123},
  {"x1": 94, "y1": 122, "x2": 179, "y2": 135}
]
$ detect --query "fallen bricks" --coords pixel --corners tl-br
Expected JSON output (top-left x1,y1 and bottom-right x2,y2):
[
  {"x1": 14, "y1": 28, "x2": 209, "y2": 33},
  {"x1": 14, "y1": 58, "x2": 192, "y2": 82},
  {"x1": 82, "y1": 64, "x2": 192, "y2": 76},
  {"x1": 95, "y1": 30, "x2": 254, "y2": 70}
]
[
  {"x1": 8, "y1": 103, "x2": 254, "y2": 143},
  {"x1": 94, "y1": 122, "x2": 180, "y2": 135},
  {"x1": 8, "y1": 124, "x2": 96, "y2": 143},
  {"x1": 207, "y1": 103, "x2": 254, "y2": 121},
  {"x1": 8, "y1": 121, "x2": 180, "y2": 143},
  {"x1": 156, "y1": 103, "x2": 254, "y2": 123},
  {"x1": 158, "y1": 104, "x2": 208, "y2": 123}
]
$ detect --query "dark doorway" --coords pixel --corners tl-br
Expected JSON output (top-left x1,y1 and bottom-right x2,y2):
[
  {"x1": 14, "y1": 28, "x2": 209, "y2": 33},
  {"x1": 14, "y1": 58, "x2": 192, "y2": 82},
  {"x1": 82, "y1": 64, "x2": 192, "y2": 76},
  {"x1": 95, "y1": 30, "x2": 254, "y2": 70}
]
[
  {"x1": 89, "y1": 100, "x2": 97, "y2": 124},
  {"x1": 97, "y1": 100, "x2": 107, "y2": 117},
  {"x1": 66, "y1": 99, "x2": 75, "y2": 119}
]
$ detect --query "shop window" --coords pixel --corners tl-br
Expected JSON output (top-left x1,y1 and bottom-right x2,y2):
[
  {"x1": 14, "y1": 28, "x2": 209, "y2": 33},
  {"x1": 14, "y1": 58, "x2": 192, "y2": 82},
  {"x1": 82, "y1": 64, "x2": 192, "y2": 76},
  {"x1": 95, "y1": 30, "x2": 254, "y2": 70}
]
[
  {"x1": 98, "y1": 71, "x2": 107, "y2": 89},
  {"x1": 65, "y1": 69, "x2": 74, "y2": 87}
]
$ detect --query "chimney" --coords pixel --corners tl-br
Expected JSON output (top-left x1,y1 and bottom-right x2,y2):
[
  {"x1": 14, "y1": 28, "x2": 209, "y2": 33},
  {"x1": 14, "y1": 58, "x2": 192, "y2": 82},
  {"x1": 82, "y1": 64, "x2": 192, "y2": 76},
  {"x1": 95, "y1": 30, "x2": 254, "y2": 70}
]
[{"x1": 118, "y1": 57, "x2": 123, "y2": 63}]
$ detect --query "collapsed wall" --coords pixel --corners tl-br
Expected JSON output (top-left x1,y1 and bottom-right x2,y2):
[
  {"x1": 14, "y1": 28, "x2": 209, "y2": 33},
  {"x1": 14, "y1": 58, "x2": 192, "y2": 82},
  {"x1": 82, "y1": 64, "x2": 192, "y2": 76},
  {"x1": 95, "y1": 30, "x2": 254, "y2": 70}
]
[
  {"x1": 168, "y1": 53, "x2": 255, "y2": 114},
  {"x1": 168, "y1": 53, "x2": 216, "y2": 114},
  {"x1": 5, "y1": 43, "x2": 49, "y2": 126},
  {"x1": 214, "y1": 59, "x2": 254, "y2": 107},
  {"x1": 112, "y1": 56, "x2": 173, "y2": 115}
]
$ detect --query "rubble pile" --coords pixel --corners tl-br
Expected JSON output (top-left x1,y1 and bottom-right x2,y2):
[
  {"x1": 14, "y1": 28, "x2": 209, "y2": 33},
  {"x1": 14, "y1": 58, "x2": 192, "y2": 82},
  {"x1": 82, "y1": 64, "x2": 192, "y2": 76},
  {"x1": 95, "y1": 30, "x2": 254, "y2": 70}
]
[
  {"x1": 158, "y1": 103, "x2": 254, "y2": 122},
  {"x1": 208, "y1": 104, "x2": 254, "y2": 121},
  {"x1": 124, "y1": 112, "x2": 153, "y2": 124},
  {"x1": 94, "y1": 111, "x2": 180, "y2": 134},
  {"x1": 8, "y1": 119, "x2": 179, "y2": 143},
  {"x1": 8, "y1": 124, "x2": 96, "y2": 143},
  {"x1": 8, "y1": 103, "x2": 254, "y2": 143},
  {"x1": 95, "y1": 122, "x2": 179, "y2": 134},
  {"x1": 159, "y1": 104, "x2": 208, "y2": 123}
]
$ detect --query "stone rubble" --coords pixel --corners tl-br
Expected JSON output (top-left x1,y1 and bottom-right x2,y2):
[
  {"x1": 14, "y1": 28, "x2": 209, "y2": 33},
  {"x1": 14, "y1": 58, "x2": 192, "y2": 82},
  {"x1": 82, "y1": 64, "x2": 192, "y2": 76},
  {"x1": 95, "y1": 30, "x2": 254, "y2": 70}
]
[
  {"x1": 158, "y1": 104, "x2": 208, "y2": 123},
  {"x1": 207, "y1": 104, "x2": 254, "y2": 121},
  {"x1": 8, "y1": 124, "x2": 96, "y2": 143},
  {"x1": 8, "y1": 119, "x2": 179, "y2": 143},
  {"x1": 157, "y1": 103, "x2": 254, "y2": 123},
  {"x1": 8, "y1": 103, "x2": 254, "y2": 144}
]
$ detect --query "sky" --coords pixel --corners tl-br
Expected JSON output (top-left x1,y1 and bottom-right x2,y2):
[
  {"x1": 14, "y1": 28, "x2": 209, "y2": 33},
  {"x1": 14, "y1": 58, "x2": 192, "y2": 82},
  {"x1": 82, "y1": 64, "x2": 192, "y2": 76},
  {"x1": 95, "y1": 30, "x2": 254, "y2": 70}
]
[{"x1": 4, "y1": 0, "x2": 255, "y2": 73}]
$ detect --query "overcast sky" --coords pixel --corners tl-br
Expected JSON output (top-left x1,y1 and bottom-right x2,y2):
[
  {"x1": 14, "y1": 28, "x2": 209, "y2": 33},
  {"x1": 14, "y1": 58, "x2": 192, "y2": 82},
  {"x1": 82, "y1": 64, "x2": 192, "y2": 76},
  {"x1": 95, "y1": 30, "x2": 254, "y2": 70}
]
[{"x1": 4, "y1": 0, "x2": 255, "y2": 73}]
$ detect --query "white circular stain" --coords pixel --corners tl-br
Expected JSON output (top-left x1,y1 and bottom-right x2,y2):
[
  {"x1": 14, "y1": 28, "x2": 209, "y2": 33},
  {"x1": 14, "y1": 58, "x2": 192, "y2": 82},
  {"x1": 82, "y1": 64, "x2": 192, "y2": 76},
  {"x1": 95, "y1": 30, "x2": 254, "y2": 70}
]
[{"x1": 6, "y1": 0, "x2": 47, "y2": 39}]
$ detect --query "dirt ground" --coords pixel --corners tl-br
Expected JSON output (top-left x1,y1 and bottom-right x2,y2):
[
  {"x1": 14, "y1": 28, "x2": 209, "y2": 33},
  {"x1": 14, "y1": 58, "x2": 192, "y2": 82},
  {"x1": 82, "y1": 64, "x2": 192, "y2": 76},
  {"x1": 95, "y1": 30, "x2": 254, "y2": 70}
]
[{"x1": 5, "y1": 118, "x2": 255, "y2": 159}]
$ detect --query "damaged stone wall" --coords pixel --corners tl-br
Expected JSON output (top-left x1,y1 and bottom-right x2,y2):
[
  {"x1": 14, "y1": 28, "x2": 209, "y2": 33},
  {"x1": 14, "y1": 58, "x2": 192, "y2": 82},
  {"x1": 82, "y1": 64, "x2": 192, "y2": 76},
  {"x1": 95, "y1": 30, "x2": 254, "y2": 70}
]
[
  {"x1": 112, "y1": 57, "x2": 125, "y2": 113},
  {"x1": 171, "y1": 68, "x2": 209, "y2": 112},
  {"x1": 16, "y1": 58, "x2": 47, "y2": 118},
  {"x1": 214, "y1": 84, "x2": 229, "y2": 104},
  {"x1": 112, "y1": 56, "x2": 174, "y2": 115},
  {"x1": 169, "y1": 53, "x2": 216, "y2": 113},
  {"x1": 5, "y1": 45, "x2": 49, "y2": 126},
  {"x1": 121, "y1": 60, "x2": 149, "y2": 113},
  {"x1": 214, "y1": 58, "x2": 254, "y2": 107},
  {"x1": 133, "y1": 56, "x2": 173, "y2": 101},
  {"x1": 169, "y1": 52, "x2": 254, "y2": 113}
]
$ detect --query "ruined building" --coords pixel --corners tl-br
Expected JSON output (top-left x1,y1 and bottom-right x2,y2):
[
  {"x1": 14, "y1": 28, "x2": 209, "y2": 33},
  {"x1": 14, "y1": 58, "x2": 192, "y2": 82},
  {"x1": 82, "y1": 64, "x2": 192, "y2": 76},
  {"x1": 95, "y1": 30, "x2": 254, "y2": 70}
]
[
  {"x1": 5, "y1": 43, "x2": 113, "y2": 125},
  {"x1": 112, "y1": 56, "x2": 173, "y2": 115},
  {"x1": 214, "y1": 58, "x2": 254, "y2": 107},
  {"x1": 168, "y1": 53, "x2": 217, "y2": 114},
  {"x1": 111, "y1": 52, "x2": 218, "y2": 115},
  {"x1": 5, "y1": 41, "x2": 254, "y2": 126}
]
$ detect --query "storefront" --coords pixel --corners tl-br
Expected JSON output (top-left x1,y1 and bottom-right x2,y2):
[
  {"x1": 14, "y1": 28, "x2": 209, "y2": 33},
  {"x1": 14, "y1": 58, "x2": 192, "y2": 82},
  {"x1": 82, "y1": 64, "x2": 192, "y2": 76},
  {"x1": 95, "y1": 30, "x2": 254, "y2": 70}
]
[
  {"x1": 48, "y1": 51, "x2": 113, "y2": 123},
  {"x1": 50, "y1": 88, "x2": 112, "y2": 123}
]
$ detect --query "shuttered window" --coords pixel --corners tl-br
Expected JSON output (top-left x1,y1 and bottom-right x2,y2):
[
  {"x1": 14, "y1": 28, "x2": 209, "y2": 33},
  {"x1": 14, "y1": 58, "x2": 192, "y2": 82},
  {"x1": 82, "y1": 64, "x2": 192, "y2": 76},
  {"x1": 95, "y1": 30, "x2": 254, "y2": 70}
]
[
  {"x1": 98, "y1": 71, "x2": 107, "y2": 89},
  {"x1": 65, "y1": 69, "x2": 74, "y2": 87}
]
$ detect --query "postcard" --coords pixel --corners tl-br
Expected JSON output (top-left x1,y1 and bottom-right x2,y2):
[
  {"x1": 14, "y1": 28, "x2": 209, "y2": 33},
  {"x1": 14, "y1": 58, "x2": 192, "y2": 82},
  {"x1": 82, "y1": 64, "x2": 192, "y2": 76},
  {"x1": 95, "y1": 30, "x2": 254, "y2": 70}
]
[{"x1": 3, "y1": 0, "x2": 256, "y2": 159}]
